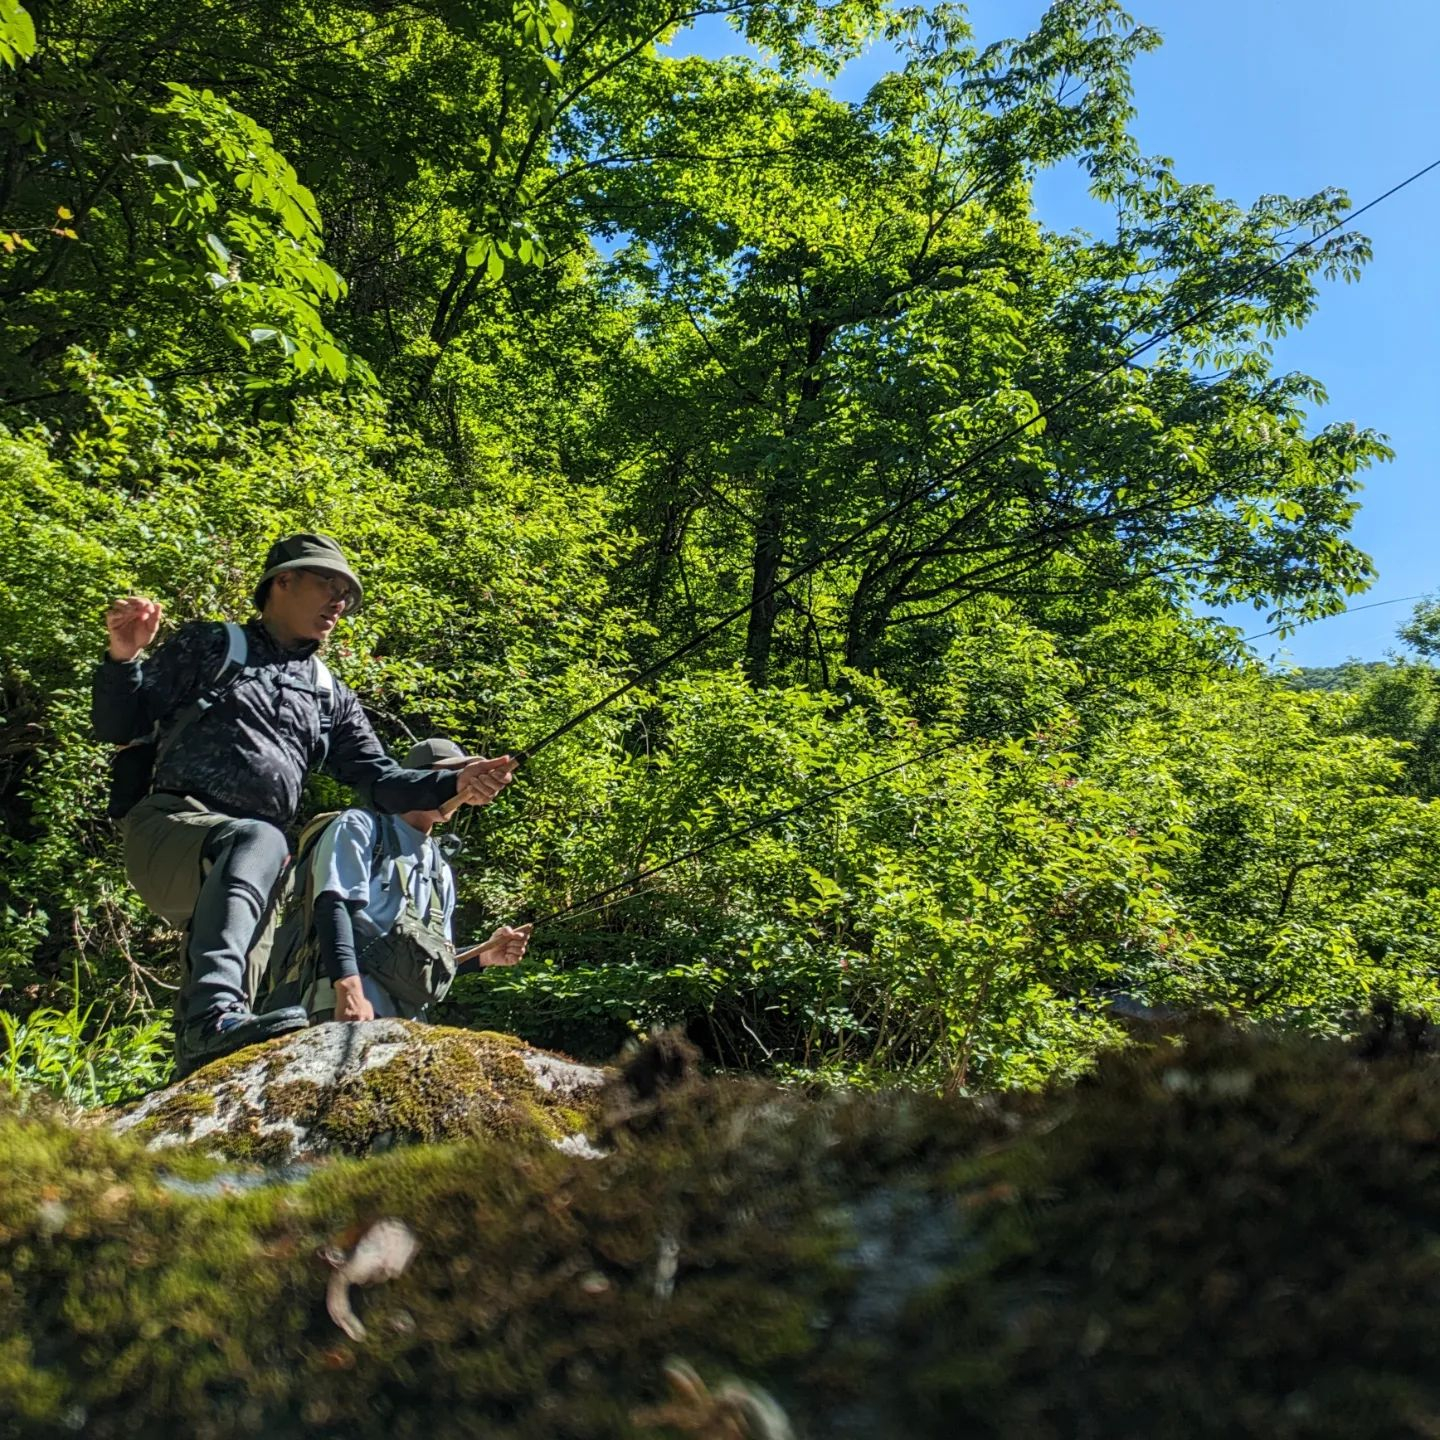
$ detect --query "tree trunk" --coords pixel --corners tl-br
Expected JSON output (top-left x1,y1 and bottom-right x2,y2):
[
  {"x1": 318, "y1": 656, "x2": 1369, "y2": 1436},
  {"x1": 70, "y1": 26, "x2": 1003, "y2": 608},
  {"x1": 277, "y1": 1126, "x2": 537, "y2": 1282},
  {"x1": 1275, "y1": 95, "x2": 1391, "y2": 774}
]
[
  {"x1": 742, "y1": 316, "x2": 831, "y2": 685},
  {"x1": 743, "y1": 484, "x2": 786, "y2": 685}
]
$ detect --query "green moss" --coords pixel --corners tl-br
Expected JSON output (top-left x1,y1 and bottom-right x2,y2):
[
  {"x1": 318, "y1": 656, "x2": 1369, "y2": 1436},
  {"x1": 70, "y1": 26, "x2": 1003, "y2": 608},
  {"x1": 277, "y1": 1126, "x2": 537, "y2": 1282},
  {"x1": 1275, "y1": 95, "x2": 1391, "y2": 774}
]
[
  {"x1": 550, "y1": 1104, "x2": 591, "y2": 1135},
  {"x1": 263, "y1": 1078, "x2": 323, "y2": 1122},
  {"x1": 6, "y1": 1028, "x2": 1438, "y2": 1437},
  {"x1": 184, "y1": 1038, "x2": 278, "y2": 1087},
  {"x1": 470, "y1": 1030, "x2": 523, "y2": 1049},
  {"x1": 312, "y1": 1027, "x2": 589, "y2": 1152},
  {"x1": 0, "y1": 1049, "x2": 961, "y2": 1437},
  {"x1": 131, "y1": 1087, "x2": 217, "y2": 1144},
  {"x1": 899, "y1": 1025, "x2": 1440, "y2": 1438},
  {"x1": 208, "y1": 1114, "x2": 299, "y2": 1169}
]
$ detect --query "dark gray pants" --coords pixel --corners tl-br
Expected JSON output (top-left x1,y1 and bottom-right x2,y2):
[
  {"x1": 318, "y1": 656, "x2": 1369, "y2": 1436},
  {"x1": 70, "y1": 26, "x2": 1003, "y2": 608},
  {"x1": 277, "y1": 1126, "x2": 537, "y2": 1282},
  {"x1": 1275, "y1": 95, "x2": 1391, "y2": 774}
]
[{"x1": 122, "y1": 793, "x2": 289, "y2": 1021}]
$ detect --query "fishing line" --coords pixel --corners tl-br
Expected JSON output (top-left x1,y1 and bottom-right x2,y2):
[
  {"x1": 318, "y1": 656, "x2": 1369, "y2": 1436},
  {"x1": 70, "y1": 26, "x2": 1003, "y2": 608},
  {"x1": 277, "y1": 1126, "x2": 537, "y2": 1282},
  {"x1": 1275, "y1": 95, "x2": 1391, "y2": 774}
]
[
  {"x1": 510, "y1": 157, "x2": 1440, "y2": 763},
  {"x1": 519, "y1": 734, "x2": 965, "y2": 929},
  {"x1": 1241, "y1": 593, "x2": 1429, "y2": 646}
]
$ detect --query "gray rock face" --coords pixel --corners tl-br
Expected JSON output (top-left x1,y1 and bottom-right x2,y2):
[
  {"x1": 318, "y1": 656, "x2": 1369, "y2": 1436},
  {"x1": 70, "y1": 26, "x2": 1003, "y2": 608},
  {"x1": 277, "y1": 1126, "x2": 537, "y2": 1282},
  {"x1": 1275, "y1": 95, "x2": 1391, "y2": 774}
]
[{"x1": 111, "y1": 1019, "x2": 607, "y2": 1164}]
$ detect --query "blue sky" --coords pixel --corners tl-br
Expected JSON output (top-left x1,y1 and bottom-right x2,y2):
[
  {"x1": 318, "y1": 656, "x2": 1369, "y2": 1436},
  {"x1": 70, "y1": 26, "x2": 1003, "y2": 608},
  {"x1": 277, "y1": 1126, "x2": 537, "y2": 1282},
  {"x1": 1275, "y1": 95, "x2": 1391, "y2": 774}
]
[{"x1": 668, "y1": 2, "x2": 1440, "y2": 666}]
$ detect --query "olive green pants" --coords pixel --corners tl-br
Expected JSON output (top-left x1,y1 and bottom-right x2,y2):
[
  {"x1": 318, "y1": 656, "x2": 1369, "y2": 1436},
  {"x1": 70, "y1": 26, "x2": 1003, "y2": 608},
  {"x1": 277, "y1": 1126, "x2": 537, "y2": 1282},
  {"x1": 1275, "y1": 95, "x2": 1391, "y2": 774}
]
[{"x1": 122, "y1": 792, "x2": 285, "y2": 1012}]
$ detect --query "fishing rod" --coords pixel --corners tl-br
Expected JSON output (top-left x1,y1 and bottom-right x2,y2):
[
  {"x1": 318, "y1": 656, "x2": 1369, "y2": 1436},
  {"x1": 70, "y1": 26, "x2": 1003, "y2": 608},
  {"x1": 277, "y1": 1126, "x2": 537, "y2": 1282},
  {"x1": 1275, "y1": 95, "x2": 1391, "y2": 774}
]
[
  {"x1": 500, "y1": 585, "x2": 1440, "y2": 935},
  {"x1": 464, "y1": 586, "x2": 1439, "y2": 945},
  {"x1": 455, "y1": 160, "x2": 1440, "y2": 917},
  {"x1": 519, "y1": 733, "x2": 967, "y2": 930},
  {"x1": 504, "y1": 156, "x2": 1440, "y2": 765}
]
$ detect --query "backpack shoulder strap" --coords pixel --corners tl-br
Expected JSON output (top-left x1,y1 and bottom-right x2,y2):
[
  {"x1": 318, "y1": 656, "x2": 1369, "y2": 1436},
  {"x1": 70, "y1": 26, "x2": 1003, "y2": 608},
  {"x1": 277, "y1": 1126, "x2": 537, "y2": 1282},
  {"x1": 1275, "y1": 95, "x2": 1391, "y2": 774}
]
[
  {"x1": 155, "y1": 621, "x2": 248, "y2": 759},
  {"x1": 295, "y1": 808, "x2": 344, "y2": 871},
  {"x1": 422, "y1": 835, "x2": 449, "y2": 893},
  {"x1": 374, "y1": 811, "x2": 403, "y2": 865},
  {"x1": 423, "y1": 838, "x2": 452, "y2": 930},
  {"x1": 312, "y1": 656, "x2": 335, "y2": 765},
  {"x1": 288, "y1": 808, "x2": 347, "y2": 930},
  {"x1": 219, "y1": 621, "x2": 247, "y2": 676}
]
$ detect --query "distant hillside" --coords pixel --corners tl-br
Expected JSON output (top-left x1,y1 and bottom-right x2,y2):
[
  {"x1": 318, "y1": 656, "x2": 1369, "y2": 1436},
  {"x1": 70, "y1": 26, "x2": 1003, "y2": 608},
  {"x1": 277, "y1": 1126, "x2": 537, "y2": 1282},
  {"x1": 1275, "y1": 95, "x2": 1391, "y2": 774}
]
[{"x1": 1284, "y1": 660, "x2": 1395, "y2": 692}]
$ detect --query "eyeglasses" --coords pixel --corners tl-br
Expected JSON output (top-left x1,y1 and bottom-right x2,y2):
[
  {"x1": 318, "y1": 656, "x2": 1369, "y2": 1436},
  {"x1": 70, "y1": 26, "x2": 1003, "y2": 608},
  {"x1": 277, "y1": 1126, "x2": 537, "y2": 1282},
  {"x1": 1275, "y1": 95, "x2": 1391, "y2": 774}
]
[{"x1": 299, "y1": 568, "x2": 356, "y2": 610}]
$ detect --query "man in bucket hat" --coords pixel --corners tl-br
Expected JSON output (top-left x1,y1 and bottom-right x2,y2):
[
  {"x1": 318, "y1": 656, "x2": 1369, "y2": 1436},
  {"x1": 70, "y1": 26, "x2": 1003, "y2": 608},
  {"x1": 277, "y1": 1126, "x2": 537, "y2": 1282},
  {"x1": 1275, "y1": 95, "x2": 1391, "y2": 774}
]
[
  {"x1": 262, "y1": 737, "x2": 531, "y2": 1025},
  {"x1": 93, "y1": 533, "x2": 515, "y2": 1076}
]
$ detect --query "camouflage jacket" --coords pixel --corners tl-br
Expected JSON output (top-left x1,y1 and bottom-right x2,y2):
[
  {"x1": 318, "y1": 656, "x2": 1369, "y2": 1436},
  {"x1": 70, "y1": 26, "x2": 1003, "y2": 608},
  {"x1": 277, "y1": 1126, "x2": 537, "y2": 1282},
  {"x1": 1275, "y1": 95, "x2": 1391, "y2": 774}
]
[{"x1": 91, "y1": 619, "x2": 456, "y2": 827}]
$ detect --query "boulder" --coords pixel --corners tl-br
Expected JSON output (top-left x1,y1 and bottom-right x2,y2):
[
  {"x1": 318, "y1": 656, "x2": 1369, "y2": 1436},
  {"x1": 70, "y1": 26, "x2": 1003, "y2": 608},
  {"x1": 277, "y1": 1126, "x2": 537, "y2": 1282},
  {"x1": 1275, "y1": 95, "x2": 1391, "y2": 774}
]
[
  {"x1": 110, "y1": 1018, "x2": 606, "y2": 1164},
  {"x1": 6, "y1": 1025, "x2": 1440, "y2": 1437}
]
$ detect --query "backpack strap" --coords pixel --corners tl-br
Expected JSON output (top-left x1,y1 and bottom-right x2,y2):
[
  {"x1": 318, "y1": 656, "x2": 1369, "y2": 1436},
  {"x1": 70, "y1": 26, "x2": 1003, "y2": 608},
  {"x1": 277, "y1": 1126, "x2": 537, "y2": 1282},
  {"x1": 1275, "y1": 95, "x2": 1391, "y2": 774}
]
[
  {"x1": 423, "y1": 837, "x2": 452, "y2": 932},
  {"x1": 296, "y1": 810, "x2": 340, "y2": 930},
  {"x1": 422, "y1": 835, "x2": 447, "y2": 901},
  {"x1": 398, "y1": 838, "x2": 446, "y2": 927},
  {"x1": 155, "y1": 621, "x2": 249, "y2": 762},
  {"x1": 379, "y1": 818, "x2": 447, "y2": 928},
  {"x1": 374, "y1": 811, "x2": 401, "y2": 868},
  {"x1": 220, "y1": 620, "x2": 247, "y2": 672},
  {"x1": 312, "y1": 656, "x2": 335, "y2": 766}
]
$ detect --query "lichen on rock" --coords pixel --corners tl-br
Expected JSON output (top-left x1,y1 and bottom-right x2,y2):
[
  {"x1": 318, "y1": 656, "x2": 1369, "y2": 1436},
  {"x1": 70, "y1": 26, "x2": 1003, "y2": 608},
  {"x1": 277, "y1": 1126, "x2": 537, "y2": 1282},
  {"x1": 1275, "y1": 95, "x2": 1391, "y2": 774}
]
[{"x1": 110, "y1": 1018, "x2": 606, "y2": 1164}]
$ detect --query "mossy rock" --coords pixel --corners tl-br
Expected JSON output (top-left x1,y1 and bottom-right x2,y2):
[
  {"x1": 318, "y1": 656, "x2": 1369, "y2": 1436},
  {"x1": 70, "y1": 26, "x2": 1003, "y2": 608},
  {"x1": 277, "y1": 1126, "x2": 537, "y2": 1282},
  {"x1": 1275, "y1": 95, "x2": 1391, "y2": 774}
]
[
  {"x1": 4, "y1": 1026, "x2": 1440, "y2": 1437},
  {"x1": 109, "y1": 1019, "x2": 606, "y2": 1164}
]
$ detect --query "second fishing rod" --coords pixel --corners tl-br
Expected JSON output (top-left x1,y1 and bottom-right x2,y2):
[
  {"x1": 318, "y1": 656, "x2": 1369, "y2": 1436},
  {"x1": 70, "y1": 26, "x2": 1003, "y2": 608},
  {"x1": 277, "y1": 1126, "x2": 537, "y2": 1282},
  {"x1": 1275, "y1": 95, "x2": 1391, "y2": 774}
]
[{"x1": 489, "y1": 578, "x2": 1437, "y2": 941}]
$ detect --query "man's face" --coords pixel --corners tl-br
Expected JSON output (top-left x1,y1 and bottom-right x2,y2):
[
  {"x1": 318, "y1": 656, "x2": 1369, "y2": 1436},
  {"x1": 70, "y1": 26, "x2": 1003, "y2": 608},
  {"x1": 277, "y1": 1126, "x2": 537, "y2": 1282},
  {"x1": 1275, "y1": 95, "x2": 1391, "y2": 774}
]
[
  {"x1": 420, "y1": 766, "x2": 452, "y2": 828},
  {"x1": 271, "y1": 567, "x2": 353, "y2": 641}
]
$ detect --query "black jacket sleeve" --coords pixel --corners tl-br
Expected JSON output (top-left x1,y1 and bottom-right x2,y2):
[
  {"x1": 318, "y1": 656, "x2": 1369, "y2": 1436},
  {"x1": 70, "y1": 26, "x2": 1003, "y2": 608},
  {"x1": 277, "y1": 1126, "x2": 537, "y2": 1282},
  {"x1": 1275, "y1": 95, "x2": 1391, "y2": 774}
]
[
  {"x1": 315, "y1": 893, "x2": 365, "y2": 983},
  {"x1": 323, "y1": 683, "x2": 461, "y2": 814},
  {"x1": 90, "y1": 621, "x2": 227, "y2": 743}
]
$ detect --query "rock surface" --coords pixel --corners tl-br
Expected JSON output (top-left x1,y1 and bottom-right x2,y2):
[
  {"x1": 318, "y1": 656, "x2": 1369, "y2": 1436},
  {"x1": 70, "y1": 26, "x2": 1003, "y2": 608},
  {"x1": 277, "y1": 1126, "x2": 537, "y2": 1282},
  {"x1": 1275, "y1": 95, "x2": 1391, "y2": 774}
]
[
  {"x1": 6, "y1": 1025, "x2": 1440, "y2": 1438},
  {"x1": 111, "y1": 1018, "x2": 606, "y2": 1163}
]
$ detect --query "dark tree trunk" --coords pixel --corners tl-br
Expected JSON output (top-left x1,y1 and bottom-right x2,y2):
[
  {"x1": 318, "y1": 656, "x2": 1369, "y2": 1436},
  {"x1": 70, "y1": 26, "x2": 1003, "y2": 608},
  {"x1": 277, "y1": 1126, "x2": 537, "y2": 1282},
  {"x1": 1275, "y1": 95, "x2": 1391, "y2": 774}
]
[
  {"x1": 742, "y1": 316, "x2": 831, "y2": 686},
  {"x1": 743, "y1": 486, "x2": 786, "y2": 685}
]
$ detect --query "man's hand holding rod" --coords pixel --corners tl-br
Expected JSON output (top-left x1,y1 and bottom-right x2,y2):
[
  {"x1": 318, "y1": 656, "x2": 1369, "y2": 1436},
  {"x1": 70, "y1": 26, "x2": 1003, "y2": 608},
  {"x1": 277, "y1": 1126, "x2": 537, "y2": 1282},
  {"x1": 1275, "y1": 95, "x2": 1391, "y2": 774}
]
[{"x1": 449, "y1": 755, "x2": 516, "y2": 812}]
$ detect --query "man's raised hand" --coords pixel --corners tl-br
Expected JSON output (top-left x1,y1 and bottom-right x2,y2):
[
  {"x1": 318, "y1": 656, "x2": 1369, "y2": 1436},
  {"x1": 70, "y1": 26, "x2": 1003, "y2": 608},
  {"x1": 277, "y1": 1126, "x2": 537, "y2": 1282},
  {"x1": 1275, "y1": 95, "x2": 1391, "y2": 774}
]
[
  {"x1": 105, "y1": 596, "x2": 163, "y2": 662},
  {"x1": 454, "y1": 755, "x2": 516, "y2": 808}
]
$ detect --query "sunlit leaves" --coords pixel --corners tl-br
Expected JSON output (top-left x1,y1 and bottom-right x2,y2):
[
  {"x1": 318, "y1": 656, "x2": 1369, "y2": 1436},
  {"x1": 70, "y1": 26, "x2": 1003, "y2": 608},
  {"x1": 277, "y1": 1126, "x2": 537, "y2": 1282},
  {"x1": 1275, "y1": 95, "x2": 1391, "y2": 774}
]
[
  {"x1": 141, "y1": 84, "x2": 362, "y2": 385},
  {"x1": 0, "y1": 0, "x2": 35, "y2": 69}
]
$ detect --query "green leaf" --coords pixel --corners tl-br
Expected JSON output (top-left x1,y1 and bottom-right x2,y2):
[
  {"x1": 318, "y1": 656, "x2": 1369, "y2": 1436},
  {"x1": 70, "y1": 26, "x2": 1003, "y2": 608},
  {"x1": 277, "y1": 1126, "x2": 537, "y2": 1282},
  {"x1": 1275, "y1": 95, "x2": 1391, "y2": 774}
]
[
  {"x1": 316, "y1": 342, "x2": 347, "y2": 378},
  {"x1": 0, "y1": 0, "x2": 36, "y2": 68}
]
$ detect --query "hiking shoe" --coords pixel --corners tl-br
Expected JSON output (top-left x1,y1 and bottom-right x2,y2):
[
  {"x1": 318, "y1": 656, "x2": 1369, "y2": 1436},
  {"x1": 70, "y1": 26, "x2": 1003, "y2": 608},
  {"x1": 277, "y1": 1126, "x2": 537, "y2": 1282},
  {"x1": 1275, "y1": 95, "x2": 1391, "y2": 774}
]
[{"x1": 175, "y1": 1005, "x2": 309, "y2": 1080}]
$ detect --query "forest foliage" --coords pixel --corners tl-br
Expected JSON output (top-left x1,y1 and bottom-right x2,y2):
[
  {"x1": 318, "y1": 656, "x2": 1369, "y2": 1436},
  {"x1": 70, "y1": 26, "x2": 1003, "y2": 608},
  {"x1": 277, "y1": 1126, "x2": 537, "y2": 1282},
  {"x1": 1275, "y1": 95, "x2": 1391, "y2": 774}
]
[{"x1": 1, "y1": 0, "x2": 1436, "y2": 1097}]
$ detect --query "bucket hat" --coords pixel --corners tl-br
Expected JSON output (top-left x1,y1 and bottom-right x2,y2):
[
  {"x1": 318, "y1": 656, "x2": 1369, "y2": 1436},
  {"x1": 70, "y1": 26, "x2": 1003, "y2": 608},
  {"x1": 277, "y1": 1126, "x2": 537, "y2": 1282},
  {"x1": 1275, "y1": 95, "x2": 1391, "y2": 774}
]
[{"x1": 252, "y1": 533, "x2": 364, "y2": 612}]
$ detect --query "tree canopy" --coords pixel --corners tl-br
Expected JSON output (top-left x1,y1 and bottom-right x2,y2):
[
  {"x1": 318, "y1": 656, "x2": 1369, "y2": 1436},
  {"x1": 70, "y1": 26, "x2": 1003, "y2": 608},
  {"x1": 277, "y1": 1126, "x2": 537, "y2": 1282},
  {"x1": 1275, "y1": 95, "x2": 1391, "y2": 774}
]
[{"x1": 1, "y1": 0, "x2": 1433, "y2": 1094}]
